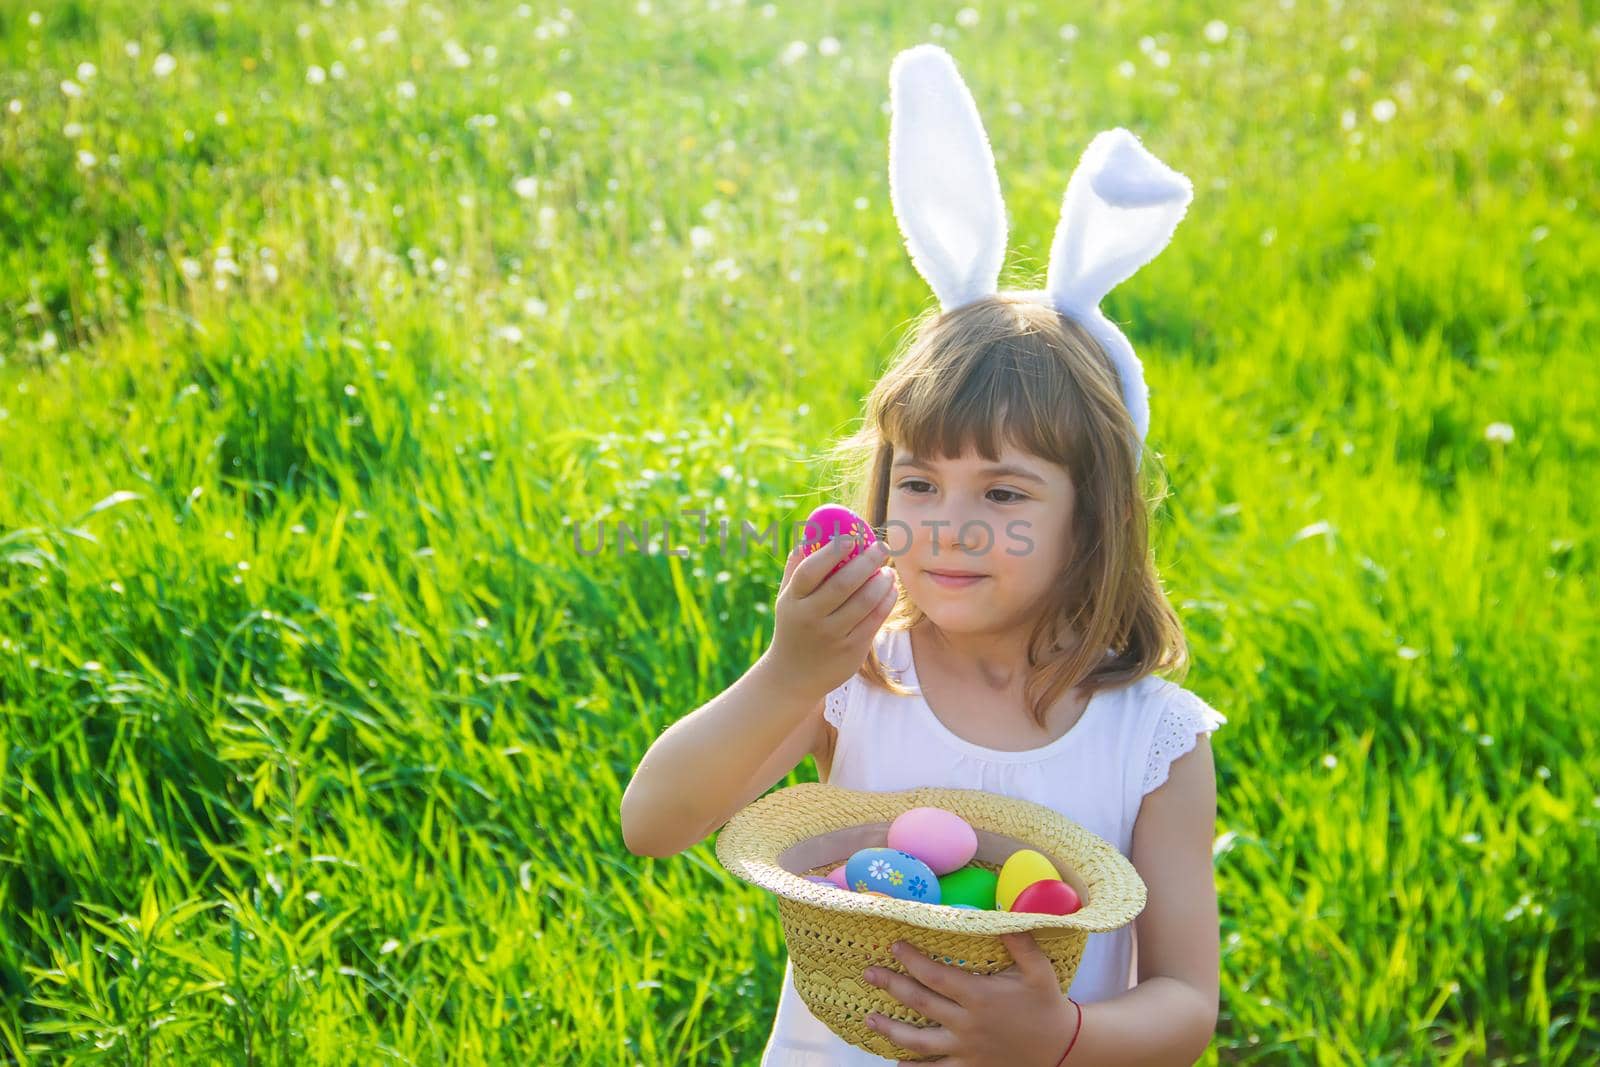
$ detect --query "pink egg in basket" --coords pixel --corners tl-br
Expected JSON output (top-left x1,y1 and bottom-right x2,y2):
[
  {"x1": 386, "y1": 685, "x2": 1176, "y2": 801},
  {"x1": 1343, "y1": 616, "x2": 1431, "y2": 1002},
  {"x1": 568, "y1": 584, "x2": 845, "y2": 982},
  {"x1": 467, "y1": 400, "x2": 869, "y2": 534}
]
[
  {"x1": 800, "y1": 504, "x2": 877, "y2": 581},
  {"x1": 887, "y1": 806, "x2": 978, "y2": 876},
  {"x1": 825, "y1": 864, "x2": 850, "y2": 890}
]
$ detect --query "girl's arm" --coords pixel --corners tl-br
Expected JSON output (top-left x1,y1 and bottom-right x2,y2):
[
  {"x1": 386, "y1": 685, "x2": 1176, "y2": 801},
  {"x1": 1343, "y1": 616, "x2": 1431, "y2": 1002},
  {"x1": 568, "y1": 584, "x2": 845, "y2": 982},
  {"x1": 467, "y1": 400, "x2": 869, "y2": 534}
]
[
  {"x1": 1065, "y1": 733, "x2": 1221, "y2": 1065},
  {"x1": 621, "y1": 535, "x2": 896, "y2": 859},
  {"x1": 619, "y1": 651, "x2": 828, "y2": 858}
]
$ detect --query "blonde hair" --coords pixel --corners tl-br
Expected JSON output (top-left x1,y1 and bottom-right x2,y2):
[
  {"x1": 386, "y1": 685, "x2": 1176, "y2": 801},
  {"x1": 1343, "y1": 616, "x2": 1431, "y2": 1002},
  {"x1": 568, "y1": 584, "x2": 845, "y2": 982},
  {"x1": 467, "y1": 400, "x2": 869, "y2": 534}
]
[{"x1": 820, "y1": 292, "x2": 1189, "y2": 729}]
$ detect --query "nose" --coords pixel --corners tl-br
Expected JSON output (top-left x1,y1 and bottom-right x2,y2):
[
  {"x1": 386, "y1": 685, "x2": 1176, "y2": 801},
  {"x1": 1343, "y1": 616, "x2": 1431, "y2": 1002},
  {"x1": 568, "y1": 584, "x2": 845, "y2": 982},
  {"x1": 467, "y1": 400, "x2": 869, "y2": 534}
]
[{"x1": 929, "y1": 508, "x2": 990, "y2": 561}]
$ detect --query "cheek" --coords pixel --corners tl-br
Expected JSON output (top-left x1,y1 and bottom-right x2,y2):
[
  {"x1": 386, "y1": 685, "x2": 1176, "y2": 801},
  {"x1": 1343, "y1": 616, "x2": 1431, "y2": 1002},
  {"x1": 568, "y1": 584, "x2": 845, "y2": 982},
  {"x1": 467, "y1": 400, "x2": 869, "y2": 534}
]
[
  {"x1": 991, "y1": 548, "x2": 1040, "y2": 586},
  {"x1": 990, "y1": 518, "x2": 1043, "y2": 568},
  {"x1": 881, "y1": 509, "x2": 926, "y2": 558}
]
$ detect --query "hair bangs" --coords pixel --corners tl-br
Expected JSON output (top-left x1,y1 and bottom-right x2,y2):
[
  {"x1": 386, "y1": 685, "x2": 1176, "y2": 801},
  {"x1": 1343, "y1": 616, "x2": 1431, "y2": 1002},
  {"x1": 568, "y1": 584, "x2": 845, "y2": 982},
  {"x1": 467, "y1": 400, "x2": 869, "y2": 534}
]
[{"x1": 873, "y1": 301, "x2": 1093, "y2": 470}]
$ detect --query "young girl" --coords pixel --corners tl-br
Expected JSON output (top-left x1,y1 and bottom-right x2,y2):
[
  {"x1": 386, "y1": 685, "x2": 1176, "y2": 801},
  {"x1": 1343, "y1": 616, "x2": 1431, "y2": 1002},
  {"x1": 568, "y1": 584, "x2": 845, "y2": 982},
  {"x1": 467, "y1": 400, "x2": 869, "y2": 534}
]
[{"x1": 621, "y1": 44, "x2": 1224, "y2": 1066}]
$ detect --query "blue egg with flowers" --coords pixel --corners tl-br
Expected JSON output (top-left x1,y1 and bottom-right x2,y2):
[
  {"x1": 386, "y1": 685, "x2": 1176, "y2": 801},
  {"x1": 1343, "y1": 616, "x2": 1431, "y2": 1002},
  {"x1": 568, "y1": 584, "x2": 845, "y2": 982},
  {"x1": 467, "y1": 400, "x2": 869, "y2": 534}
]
[{"x1": 843, "y1": 847, "x2": 942, "y2": 905}]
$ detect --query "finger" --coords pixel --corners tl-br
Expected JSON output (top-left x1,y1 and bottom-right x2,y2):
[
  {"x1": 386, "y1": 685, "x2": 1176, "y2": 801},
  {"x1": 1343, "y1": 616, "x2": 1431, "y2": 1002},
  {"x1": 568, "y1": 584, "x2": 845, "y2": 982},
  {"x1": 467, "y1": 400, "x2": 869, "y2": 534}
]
[
  {"x1": 886, "y1": 940, "x2": 980, "y2": 1006},
  {"x1": 999, "y1": 932, "x2": 1056, "y2": 985},
  {"x1": 832, "y1": 558, "x2": 894, "y2": 621},
  {"x1": 779, "y1": 542, "x2": 804, "y2": 593},
  {"x1": 865, "y1": 963, "x2": 964, "y2": 1028},
  {"x1": 788, "y1": 534, "x2": 859, "y2": 600},
  {"x1": 808, "y1": 538, "x2": 890, "y2": 614},
  {"x1": 865, "y1": 1012, "x2": 954, "y2": 1059},
  {"x1": 845, "y1": 567, "x2": 899, "y2": 643}
]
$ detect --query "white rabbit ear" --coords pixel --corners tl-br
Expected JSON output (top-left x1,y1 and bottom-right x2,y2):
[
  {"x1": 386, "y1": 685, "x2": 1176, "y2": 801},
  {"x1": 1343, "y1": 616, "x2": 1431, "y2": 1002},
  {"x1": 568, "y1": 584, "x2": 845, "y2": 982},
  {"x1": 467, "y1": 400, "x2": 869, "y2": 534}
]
[
  {"x1": 888, "y1": 44, "x2": 1007, "y2": 311},
  {"x1": 1045, "y1": 128, "x2": 1193, "y2": 315}
]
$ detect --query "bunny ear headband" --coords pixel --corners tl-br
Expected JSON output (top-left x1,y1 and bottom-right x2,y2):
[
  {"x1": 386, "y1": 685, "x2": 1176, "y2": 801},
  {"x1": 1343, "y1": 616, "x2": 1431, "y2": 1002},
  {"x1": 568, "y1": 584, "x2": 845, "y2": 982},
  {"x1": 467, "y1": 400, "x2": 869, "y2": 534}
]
[{"x1": 887, "y1": 43, "x2": 1194, "y2": 466}]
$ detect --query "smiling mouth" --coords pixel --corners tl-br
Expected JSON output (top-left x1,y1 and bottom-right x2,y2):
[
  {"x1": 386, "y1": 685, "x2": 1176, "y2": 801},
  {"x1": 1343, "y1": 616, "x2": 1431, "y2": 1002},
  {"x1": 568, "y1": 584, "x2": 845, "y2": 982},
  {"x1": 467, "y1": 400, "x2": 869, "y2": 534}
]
[{"x1": 926, "y1": 570, "x2": 987, "y2": 579}]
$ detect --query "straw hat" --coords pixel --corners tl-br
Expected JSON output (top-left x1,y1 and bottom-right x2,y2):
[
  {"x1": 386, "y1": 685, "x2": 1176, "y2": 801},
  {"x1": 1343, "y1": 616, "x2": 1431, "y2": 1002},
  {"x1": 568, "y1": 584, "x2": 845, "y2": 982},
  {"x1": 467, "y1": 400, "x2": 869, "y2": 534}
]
[{"x1": 716, "y1": 782, "x2": 1147, "y2": 1061}]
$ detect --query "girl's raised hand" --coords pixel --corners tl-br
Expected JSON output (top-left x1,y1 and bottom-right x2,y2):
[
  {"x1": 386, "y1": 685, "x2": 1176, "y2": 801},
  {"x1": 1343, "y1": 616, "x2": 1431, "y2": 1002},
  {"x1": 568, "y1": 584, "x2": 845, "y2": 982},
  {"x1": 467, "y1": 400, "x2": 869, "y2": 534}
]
[
  {"x1": 766, "y1": 533, "x2": 898, "y2": 700},
  {"x1": 862, "y1": 932, "x2": 1080, "y2": 1066}
]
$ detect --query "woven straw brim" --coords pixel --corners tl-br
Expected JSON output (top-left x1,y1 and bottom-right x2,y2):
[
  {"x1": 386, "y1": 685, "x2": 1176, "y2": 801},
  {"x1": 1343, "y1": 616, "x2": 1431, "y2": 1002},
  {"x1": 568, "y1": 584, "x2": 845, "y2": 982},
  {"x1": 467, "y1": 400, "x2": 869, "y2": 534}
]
[{"x1": 716, "y1": 782, "x2": 1146, "y2": 1061}]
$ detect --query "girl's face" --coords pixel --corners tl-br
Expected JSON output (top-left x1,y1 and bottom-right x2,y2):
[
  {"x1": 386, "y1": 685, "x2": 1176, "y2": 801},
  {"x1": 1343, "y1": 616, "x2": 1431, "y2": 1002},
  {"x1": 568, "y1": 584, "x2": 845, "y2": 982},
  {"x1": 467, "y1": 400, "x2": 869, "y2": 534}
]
[{"x1": 884, "y1": 442, "x2": 1075, "y2": 638}]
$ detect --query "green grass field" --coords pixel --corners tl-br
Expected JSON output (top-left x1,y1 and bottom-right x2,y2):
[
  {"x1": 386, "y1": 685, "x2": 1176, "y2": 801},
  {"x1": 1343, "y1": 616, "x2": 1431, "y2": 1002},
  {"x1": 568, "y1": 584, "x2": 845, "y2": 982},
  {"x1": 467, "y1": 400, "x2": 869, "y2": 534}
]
[{"x1": 2, "y1": 1, "x2": 1596, "y2": 1063}]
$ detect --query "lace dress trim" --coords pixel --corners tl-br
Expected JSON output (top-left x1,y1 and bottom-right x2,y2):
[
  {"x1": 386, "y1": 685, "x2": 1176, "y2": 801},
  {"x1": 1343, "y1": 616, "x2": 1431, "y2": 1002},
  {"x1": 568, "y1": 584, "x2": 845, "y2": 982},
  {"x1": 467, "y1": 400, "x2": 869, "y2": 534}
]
[
  {"x1": 823, "y1": 675, "x2": 854, "y2": 729},
  {"x1": 1140, "y1": 686, "x2": 1228, "y2": 795}
]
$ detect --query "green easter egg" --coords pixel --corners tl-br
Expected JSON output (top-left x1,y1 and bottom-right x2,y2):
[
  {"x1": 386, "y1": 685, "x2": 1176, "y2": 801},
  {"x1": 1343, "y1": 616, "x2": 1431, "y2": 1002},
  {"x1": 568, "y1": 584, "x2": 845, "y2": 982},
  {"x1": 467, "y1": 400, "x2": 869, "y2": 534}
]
[{"x1": 938, "y1": 865, "x2": 999, "y2": 910}]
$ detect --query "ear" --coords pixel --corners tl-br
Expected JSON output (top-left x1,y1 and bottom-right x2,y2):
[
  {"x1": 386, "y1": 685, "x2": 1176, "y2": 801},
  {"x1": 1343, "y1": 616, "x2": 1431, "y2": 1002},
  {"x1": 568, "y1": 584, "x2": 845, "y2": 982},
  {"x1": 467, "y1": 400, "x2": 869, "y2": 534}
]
[
  {"x1": 1045, "y1": 127, "x2": 1193, "y2": 315},
  {"x1": 888, "y1": 44, "x2": 1008, "y2": 312}
]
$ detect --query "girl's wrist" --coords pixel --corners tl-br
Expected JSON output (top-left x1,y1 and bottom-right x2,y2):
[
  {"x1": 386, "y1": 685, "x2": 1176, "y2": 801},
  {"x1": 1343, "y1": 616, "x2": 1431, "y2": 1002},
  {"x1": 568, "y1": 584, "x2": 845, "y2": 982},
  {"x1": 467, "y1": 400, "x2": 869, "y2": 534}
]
[{"x1": 1053, "y1": 996, "x2": 1083, "y2": 1066}]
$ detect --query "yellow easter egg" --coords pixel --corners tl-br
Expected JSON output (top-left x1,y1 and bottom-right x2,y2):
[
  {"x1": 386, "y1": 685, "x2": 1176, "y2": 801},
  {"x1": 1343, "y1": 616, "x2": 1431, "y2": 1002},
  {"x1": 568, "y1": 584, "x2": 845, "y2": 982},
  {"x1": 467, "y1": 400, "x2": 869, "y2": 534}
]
[{"x1": 996, "y1": 848, "x2": 1061, "y2": 911}]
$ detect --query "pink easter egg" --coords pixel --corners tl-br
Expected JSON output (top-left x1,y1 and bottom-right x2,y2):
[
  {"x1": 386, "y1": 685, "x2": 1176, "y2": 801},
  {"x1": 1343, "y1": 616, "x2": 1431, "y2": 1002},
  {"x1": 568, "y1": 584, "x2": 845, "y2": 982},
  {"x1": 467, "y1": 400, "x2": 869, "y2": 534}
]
[
  {"x1": 800, "y1": 504, "x2": 877, "y2": 581},
  {"x1": 887, "y1": 806, "x2": 978, "y2": 876},
  {"x1": 825, "y1": 864, "x2": 850, "y2": 890}
]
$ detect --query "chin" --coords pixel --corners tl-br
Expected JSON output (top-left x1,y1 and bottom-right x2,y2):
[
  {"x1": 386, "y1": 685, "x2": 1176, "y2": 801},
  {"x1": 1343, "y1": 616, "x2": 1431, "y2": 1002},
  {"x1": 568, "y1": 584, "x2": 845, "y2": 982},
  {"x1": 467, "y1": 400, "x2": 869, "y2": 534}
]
[{"x1": 917, "y1": 603, "x2": 997, "y2": 633}]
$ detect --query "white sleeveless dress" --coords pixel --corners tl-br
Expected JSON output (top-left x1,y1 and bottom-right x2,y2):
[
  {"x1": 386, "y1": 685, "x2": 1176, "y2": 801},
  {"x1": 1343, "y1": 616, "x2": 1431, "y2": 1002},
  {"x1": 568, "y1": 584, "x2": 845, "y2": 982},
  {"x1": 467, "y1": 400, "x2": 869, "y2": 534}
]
[{"x1": 759, "y1": 626, "x2": 1226, "y2": 1066}]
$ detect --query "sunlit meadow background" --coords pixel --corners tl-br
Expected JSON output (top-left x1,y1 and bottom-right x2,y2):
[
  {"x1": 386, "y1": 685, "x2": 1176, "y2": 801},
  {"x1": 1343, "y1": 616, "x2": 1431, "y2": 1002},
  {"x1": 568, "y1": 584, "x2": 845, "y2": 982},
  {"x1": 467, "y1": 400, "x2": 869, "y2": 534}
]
[{"x1": 1, "y1": 0, "x2": 1596, "y2": 1063}]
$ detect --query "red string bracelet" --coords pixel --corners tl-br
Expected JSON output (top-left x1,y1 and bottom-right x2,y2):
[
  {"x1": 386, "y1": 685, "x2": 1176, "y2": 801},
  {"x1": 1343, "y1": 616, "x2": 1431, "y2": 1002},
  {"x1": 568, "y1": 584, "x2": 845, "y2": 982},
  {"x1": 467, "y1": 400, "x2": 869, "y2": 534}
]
[{"x1": 1054, "y1": 997, "x2": 1083, "y2": 1065}]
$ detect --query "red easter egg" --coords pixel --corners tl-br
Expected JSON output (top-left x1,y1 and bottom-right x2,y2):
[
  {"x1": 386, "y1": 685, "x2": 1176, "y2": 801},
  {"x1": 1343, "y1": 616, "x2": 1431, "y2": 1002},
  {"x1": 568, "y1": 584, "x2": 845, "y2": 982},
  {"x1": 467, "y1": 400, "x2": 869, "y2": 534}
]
[
  {"x1": 1010, "y1": 878, "x2": 1082, "y2": 915},
  {"x1": 800, "y1": 504, "x2": 876, "y2": 580}
]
